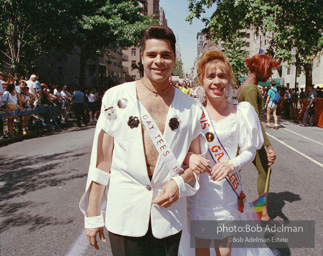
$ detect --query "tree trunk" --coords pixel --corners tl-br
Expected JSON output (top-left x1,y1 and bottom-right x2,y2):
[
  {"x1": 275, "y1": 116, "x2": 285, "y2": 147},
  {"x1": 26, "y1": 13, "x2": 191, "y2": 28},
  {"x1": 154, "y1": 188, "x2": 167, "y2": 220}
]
[
  {"x1": 294, "y1": 65, "x2": 297, "y2": 89},
  {"x1": 304, "y1": 63, "x2": 312, "y2": 90}
]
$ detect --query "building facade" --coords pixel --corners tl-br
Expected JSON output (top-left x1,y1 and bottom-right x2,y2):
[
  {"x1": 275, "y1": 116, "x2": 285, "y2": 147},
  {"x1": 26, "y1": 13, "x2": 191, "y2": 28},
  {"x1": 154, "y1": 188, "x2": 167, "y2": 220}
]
[
  {"x1": 193, "y1": 29, "x2": 323, "y2": 88},
  {"x1": 122, "y1": 0, "x2": 162, "y2": 81}
]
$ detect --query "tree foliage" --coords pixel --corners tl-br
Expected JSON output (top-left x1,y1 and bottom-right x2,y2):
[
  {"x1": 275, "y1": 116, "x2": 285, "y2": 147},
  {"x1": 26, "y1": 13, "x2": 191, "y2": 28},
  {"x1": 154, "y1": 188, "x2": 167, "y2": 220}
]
[
  {"x1": 0, "y1": 0, "x2": 152, "y2": 85},
  {"x1": 74, "y1": 0, "x2": 151, "y2": 86},
  {"x1": 187, "y1": 0, "x2": 323, "y2": 86},
  {"x1": 221, "y1": 34, "x2": 248, "y2": 80},
  {"x1": 172, "y1": 60, "x2": 184, "y2": 77},
  {"x1": 0, "y1": 0, "x2": 80, "y2": 74}
]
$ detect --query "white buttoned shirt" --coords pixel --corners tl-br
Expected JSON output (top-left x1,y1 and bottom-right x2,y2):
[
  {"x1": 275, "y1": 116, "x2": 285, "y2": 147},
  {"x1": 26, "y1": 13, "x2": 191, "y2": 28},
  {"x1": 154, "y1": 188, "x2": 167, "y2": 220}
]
[{"x1": 80, "y1": 82, "x2": 205, "y2": 239}]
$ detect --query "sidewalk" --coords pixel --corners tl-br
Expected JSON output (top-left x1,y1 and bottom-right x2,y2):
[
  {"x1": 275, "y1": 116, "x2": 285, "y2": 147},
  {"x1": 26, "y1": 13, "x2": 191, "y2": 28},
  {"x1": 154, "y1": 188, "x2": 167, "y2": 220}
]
[{"x1": 0, "y1": 120, "x2": 96, "y2": 147}]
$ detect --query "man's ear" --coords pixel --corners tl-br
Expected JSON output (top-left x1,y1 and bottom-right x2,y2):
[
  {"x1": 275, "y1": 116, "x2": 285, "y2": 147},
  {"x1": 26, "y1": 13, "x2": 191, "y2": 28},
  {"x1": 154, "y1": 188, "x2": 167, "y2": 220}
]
[{"x1": 140, "y1": 52, "x2": 144, "y2": 63}]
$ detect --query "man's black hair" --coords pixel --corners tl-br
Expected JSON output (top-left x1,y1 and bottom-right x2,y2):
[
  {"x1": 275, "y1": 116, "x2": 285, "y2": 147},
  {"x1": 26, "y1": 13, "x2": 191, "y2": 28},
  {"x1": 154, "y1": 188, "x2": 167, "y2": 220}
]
[{"x1": 141, "y1": 25, "x2": 176, "y2": 54}]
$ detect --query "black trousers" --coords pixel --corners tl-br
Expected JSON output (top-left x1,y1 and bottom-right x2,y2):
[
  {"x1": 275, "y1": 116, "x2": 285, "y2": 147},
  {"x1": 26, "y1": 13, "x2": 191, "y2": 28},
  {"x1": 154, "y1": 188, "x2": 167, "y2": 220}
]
[
  {"x1": 303, "y1": 103, "x2": 315, "y2": 126},
  {"x1": 73, "y1": 103, "x2": 87, "y2": 126},
  {"x1": 108, "y1": 225, "x2": 182, "y2": 256}
]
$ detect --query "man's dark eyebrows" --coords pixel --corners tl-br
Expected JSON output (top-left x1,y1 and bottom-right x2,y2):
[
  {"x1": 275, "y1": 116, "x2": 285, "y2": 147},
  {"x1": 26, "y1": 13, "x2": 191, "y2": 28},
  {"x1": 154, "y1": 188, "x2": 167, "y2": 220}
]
[{"x1": 145, "y1": 50, "x2": 172, "y2": 54}]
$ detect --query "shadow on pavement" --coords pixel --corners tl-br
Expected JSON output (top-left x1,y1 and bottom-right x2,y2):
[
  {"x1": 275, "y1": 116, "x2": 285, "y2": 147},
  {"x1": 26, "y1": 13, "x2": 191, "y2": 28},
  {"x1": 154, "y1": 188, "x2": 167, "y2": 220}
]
[
  {"x1": 266, "y1": 191, "x2": 302, "y2": 256},
  {"x1": 267, "y1": 191, "x2": 302, "y2": 221},
  {"x1": 0, "y1": 150, "x2": 88, "y2": 232}
]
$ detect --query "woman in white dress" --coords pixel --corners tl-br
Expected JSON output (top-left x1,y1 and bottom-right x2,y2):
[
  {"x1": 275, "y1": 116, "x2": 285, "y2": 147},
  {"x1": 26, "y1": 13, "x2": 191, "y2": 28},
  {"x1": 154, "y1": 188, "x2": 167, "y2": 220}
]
[{"x1": 182, "y1": 49, "x2": 273, "y2": 256}]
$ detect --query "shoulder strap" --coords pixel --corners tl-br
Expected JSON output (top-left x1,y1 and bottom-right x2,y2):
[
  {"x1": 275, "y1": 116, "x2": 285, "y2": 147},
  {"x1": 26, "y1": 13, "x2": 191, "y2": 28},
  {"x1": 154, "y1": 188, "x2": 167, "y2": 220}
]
[
  {"x1": 137, "y1": 100, "x2": 183, "y2": 175},
  {"x1": 200, "y1": 106, "x2": 246, "y2": 212}
]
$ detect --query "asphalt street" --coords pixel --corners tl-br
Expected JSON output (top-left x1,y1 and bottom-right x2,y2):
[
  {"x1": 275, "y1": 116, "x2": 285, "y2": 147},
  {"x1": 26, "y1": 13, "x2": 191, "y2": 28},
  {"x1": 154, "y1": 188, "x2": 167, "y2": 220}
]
[{"x1": 0, "y1": 118, "x2": 322, "y2": 256}]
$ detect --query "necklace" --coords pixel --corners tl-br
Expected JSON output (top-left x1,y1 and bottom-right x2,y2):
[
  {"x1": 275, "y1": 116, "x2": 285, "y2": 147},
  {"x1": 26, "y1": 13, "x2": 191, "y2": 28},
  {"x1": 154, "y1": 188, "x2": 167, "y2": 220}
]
[{"x1": 142, "y1": 79, "x2": 170, "y2": 96}]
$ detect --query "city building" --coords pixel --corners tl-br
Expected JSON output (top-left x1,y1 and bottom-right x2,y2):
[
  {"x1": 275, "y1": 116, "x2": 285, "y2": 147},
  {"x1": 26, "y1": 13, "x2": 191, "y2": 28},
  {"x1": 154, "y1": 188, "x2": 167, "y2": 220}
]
[
  {"x1": 193, "y1": 29, "x2": 322, "y2": 88},
  {"x1": 122, "y1": 0, "x2": 162, "y2": 81}
]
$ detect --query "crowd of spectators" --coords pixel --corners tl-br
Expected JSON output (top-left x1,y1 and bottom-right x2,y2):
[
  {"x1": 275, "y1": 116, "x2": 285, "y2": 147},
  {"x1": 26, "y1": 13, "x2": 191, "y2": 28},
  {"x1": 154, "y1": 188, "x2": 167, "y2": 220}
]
[
  {"x1": 172, "y1": 78, "x2": 320, "y2": 127},
  {"x1": 0, "y1": 72, "x2": 107, "y2": 139},
  {"x1": 0, "y1": 71, "x2": 320, "y2": 140}
]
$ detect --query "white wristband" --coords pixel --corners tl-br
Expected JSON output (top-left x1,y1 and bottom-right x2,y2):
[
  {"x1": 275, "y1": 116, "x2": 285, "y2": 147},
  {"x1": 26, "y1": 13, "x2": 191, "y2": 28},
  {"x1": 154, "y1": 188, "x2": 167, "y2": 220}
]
[
  {"x1": 84, "y1": 213, "x2": 105, "y2": 228},
  {"x1": 171, "y1": 175, "x2": 185, "y2": 197},
  {"x1": 171, "y1": 174, "x2": 200, "y2": 197},
  {"x1": 88, "y1": 166, "x2": 110, "y2": 186}
]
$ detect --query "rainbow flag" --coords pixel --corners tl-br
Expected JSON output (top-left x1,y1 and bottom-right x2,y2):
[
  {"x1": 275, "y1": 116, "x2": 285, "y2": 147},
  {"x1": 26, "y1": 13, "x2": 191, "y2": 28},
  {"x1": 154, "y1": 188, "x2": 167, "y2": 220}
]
[{"x1": 251, "y1": 193, "x2": 267, "y2": 219}]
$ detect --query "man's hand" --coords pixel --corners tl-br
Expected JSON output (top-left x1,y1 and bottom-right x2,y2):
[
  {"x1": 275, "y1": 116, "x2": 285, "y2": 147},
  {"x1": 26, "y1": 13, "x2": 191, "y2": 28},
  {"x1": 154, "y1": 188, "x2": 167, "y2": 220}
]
[
  {"x1": 152, "y1": 179, "x2": 179, "y2": 208},
  {"x1": 86, "y1": 227, "x2": 106, "y2": 250},
  {"x1": 266, "y1": 144, "x2": 276, "y2": 166}
]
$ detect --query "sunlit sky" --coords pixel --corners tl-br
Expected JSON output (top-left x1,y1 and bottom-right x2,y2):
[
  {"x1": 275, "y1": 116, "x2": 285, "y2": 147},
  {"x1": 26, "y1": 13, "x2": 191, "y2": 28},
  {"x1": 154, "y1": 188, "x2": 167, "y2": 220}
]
[{"x1": 159, "y1": 0, "x2": 215, "y2": 74}]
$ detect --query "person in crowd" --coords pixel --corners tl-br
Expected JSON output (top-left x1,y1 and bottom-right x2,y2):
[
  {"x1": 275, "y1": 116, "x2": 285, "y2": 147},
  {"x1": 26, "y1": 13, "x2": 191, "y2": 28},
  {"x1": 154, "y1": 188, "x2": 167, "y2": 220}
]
[
  {"x1": 80, "y1": 25, "x2": 203, "y2": 256},
  {"x1": 60, "y1": 85, "x2": 72, "y2": 124},
  {"x1": 299, "y1": 87, "x2": 306, "y2": 113},
  {"x1": 53, "y1": 85, "x2": 64, "y2": 123},
  {"x1": 83, "y1": 88, "x2": 90, "y2": 123},
  {"x1": 15, "y1": 79, "x2": 24, "y2": 94},
  {"x1": 72, "y1": 86, "x2": 87, "y2": 127},
  {"x1": 301, "y1": 84, "x2": 317, "y2": 127},
  {"x1": 283, "y1": 88, "x2": 292, "y2": 119},
  {"x1": 265, "y1": 80, "x2": 279, "y2": 129},
  {"x1": 238, "y1": 54, "x2": 279, "y2": 220},
  {"x1": 2, "y1": 84, "x2": 23, "y2": 137},
  {"x1": 35, "y1": 74, "x2": 43, "y2": 104},
  {"x1": 0, "y1": 72, "x2": 8, "y2": 138},
  {"x1": 87, "y1": 88, "x2": 99, "y2": 122},
  {"x1": 41, "y1": 85, "x2": 57, "y2": 106},
  {"x1": 230, "y1": 85, "x2": 239, "y2": 105},
  {"x1": 180, "y1": 81, "x2": 191, "y2": 95},
  {"x1": 21, "y1": 86, "x2": 35, "y2": 135},
  {"x1": 26, "y1": 74, "x2": 38, "y2": 107},
  {"x1": 292, "y1": 88, "x2": 299, "y2": 112}
]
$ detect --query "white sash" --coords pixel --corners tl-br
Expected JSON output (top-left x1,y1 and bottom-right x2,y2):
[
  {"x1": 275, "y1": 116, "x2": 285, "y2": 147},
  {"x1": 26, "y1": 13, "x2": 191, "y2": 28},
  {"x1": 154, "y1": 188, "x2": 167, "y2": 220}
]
[
  {"x1": 200, "y1": 106, "x2": 246, "y2": 212},
  {"x1": 137, "y1": 100, "x2": 183, "y2": 175}
]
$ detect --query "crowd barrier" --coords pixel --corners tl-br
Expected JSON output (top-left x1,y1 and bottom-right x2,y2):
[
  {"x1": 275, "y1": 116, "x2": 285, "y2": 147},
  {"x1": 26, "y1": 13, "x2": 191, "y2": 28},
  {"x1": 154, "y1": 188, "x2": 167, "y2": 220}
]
[
  {"x1": 0, "y1": 105, "x2": 61, "y2": 131},
  {"x1": 314, "y1": 98, "x2": 323, "y2": 128}
]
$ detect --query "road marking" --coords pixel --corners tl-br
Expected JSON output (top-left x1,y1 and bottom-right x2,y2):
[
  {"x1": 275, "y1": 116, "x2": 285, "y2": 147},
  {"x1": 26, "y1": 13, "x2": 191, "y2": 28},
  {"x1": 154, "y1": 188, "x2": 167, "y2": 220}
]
[
  {"x1": 267, "y1": 133, "x2": 323, "y2": 168},
  {"x1": 284, "y1": 128, "x2": 323, "y2": 146},
  {"x1": 65, "y1": 230, "x2": 88, "y2": 256}
]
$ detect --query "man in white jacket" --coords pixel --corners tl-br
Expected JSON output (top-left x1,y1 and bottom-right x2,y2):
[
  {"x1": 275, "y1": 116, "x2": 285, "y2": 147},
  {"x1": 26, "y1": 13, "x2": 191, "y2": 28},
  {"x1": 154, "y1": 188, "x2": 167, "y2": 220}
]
[{"x1": 80, "y1": 25, "x2": 206, "y2": 256}]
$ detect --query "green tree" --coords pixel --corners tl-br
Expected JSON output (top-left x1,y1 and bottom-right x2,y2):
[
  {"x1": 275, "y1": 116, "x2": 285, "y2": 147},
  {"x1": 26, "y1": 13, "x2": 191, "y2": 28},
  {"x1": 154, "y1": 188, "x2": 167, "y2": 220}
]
[
  {"x1": 0, "y1": 0, "x2": 152, "y2": 86},
  {"x1": 187, "y1": 0, "x2": 323, "y2": 88},
  {"x1": 172, "y1": 60, "x2": 184, "y2": 77},
  {"x1": 74, "y1": 0, "x2": 151, "y2": 87},
  {"x1": 0, "y1": 0, "x2": 80, "y2": 75},
  {"x1": 221, "y1": 34, "x2": 248, "y2": 81}
]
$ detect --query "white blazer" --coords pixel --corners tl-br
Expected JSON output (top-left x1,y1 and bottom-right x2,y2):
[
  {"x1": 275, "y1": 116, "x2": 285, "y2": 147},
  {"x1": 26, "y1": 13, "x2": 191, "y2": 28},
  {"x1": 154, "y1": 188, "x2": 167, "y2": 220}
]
[{"x1": 80, "y1": 82, "x2": 204, "y2": 239}]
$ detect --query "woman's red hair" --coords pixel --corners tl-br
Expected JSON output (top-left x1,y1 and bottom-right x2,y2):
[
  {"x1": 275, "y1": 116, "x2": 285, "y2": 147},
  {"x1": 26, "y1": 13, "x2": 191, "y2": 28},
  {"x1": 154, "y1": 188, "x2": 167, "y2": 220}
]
[{"x1": 245, "y1": 54, "x2": 280, "y2": 82}]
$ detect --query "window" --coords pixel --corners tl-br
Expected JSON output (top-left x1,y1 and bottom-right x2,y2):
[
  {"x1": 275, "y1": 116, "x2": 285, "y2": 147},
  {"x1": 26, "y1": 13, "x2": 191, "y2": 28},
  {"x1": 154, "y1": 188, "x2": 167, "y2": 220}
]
[
  {"x1": 287, "y1": 67, "x2": 290, "y2": 75},
  {"x1": 286, "y1": 83, "x2": 290, "y2": 88},
  {"x1": 246, "y1": 33, "x2": 250, "y2": 38},
  {"x1": 131, "y1": 48, "x2": 136, "y2": 56},
  {"x1": 245, "y1": 42, "x2": 250, "y2": 47},
  {"x1": 131, "y1": 60, "x2": 136, "y2": 68}
]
